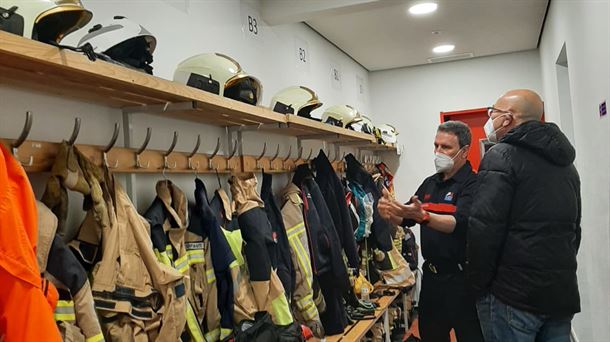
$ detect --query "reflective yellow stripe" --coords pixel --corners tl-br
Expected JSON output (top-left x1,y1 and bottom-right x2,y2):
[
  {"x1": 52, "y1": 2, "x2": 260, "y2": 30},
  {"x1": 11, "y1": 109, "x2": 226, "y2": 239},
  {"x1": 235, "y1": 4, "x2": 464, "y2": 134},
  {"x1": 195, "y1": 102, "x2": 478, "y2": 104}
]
[
  {"x1": 85, "y1": 333, "x2": 105, "y2": 342},
  {"x1": 289, "y1": 236, "x2": 313, "y2": 287},
  {"x1": 229, "y1": 260, "x2": 239, "y2": 269},
  {"x1": 54, "y1": 313, "x2": 76, "y2": 321},
  {"x1": 185, "y1": 302, "x2": 204, "y2": 342},
  {"x1": 303, "y1": 302, "x2": 318, "y2": 320},
  {"x1": 56, "y1": 300, "x2": 73, "y2": 308},
  {"x1": 296, "y1": 294, "x2": 313, "y2": 307},
  {"x1": 270, "y1": 293, "x2": 293, "y2": 326},
  {"x1": 286, "y1": 222, "x2": 305, "y2": 235},
  {"x1": 187, "y1": 249, "x2": 205, "y2": 265},
  {"x1": 155, "y1": 249, "x2": 173, "y2": 266},
  {"x1": 388, "y1": 249, "x2": 397, "y2": 269},
  {"x1": 54, "y1": 300, "x2": 76, "y2": 322},
  {"x1": 222, "y1": 228, "x2": 245, "y2": 266},
  {"x1": 206, "y1": 269, "x2": 216, "y2": 283},
  {"x1": 220, "y1": 328, "x2": 232, "y2": 340},
  {"x1": 175, "y1": 254, "x2": 189, "y2": 273},
  {"x1": 205, "y1": 328, "x2": 220, "y2": 342}
]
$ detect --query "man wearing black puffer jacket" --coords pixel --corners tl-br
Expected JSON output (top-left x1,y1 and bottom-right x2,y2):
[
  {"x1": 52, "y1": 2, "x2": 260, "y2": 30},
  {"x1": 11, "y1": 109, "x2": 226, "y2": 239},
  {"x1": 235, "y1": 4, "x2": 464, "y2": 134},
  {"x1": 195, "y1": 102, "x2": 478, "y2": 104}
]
[{"x1": 468, "y1": 89, "x2": 581, "y2": 342}]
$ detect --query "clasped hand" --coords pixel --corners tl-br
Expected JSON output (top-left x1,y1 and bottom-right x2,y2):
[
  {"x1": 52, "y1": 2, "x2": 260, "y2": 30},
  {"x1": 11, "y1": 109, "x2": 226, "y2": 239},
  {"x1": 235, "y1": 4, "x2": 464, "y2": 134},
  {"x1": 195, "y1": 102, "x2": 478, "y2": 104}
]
[{"x1": 378, "y1": 188, "x2": 426, "y2": 225}]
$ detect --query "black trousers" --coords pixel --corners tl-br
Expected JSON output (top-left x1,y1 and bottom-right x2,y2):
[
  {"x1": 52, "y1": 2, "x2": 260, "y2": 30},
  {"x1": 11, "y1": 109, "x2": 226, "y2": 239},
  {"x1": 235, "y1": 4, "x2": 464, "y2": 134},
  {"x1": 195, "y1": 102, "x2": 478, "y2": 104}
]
[{"x1": 419, "y1": 266, "x2": 484, "y2": 342}]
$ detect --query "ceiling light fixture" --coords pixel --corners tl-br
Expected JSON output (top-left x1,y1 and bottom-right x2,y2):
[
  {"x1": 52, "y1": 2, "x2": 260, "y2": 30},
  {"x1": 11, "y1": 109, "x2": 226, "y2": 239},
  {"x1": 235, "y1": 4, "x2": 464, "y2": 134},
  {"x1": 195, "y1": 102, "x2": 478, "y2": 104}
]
[
  {"x1": 408, "y1": 2, "x2": 438, "y2": 15},
  {"x1": 433, "y1": 44, "x2": 455, "y2": 53}
]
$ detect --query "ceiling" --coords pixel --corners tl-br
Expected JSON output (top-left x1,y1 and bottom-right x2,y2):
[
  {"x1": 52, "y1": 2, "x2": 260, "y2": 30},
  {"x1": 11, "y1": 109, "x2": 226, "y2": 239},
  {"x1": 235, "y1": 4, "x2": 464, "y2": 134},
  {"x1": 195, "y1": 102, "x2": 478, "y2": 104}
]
[{"x1": 262, "y1": 0, "x2": 549, "y2": 71}]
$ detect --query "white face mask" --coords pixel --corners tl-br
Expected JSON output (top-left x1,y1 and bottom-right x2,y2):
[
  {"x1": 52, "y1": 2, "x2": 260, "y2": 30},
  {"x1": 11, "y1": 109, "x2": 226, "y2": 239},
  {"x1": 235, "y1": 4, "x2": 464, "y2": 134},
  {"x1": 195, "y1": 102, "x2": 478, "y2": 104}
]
[
  {"x1": 484, "y1": 113, "x2": 510, "y2": 143},
  {"x1": 434, "y1": 148, "x2": 465, "y2": 174}
]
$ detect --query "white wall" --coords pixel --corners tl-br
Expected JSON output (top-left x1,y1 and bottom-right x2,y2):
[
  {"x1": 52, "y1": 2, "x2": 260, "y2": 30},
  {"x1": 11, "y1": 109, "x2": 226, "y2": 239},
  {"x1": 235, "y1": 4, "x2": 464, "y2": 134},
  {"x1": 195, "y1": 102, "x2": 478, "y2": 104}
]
[
  {"x1": 369, "y1": 50, "x2": 542, "y2": 202},
  {"x1": 1, "y1": 0, "x2": 372, "y2": 211},
  {"x1": 538, "y1": 1, "x2": 610, "y2": 341}
]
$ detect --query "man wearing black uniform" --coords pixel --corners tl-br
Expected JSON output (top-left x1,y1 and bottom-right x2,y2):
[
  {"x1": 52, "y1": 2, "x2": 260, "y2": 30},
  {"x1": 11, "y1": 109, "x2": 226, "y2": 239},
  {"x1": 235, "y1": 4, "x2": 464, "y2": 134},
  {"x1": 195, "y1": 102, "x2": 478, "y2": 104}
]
[{"x1": 378, "y1": 121, "x2": 483, "y2": 342}]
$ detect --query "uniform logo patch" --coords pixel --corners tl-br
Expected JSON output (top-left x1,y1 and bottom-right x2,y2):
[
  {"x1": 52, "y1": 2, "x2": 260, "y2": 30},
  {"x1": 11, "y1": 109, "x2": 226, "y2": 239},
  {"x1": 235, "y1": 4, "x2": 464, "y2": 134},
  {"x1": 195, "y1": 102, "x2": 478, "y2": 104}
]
[
  {"x1": 444, "y1": 192, "x2": 454, "y2": 202},
  {"x1": 424, "y1": 194, "x2": 431, "y2": 201},
  {"x1": 185, "y1": 242, "x2": 204, "y2": 251}
]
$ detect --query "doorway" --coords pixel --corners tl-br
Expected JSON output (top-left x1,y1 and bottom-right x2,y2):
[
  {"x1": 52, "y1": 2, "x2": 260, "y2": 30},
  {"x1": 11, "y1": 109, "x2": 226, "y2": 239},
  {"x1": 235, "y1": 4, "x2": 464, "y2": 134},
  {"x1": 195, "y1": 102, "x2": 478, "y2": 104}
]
[{"x1": 556, "y1": 42, "x2": 576, "y2": 147}]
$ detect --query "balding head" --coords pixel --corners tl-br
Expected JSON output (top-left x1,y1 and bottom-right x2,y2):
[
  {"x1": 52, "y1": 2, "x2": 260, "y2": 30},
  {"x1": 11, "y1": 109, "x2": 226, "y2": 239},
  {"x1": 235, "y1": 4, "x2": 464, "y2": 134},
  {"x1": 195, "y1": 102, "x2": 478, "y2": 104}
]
[{"x1": 495, "y1": 89, "x2": 544, "y2": 123}]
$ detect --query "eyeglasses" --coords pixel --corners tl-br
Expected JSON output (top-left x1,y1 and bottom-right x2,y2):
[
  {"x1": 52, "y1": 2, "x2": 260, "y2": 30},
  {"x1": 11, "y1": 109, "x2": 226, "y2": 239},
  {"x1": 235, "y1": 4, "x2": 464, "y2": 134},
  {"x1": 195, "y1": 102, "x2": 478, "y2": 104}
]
[{"x1": 487, "y1": 106, "x2": 511, "y2": 117}]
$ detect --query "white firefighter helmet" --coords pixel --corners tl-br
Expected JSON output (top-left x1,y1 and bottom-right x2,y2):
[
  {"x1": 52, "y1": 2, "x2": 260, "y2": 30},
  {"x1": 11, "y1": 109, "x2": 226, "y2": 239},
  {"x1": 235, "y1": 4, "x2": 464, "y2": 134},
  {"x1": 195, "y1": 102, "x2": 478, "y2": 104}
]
[
  {"x1": 77, "y1": 16, "x2": 156, "y2": 74},
  {"x1": 0, "y1": 0, "x2": 92, "y2": 43},
  {"x1": 269, "y1": 86, "x2": 322, "y2": 118},
  {"x1": 174, "y1": 53, "x2": 262, "y2": 106},
  {"x1": 321, "y1": 105, "x2": 358, "y2": 128},
  {"x1": 347, "y1": 114, "x2": 375, "y2": 135},
  {"x1": 377, "y1": 123, "x2": 398, "y2": 145}
]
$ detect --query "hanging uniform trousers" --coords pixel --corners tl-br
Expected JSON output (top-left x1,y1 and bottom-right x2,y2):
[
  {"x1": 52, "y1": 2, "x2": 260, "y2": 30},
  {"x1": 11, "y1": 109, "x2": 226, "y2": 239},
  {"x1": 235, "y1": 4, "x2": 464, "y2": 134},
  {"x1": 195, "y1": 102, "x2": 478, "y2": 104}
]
[
  {"x1": 228, "y1": 173, "x2": 294, "y2": 326},
  {"x1": 0, "y1": 143, "x2": 61, "y2": 342},
  {"x1": 210, "y1": 188, "x2": 259, "y2": 325},
  {"x1": 41, "y1": 142, "x2": 187, "y2": 341},
  {"x1": 280, "y1": 183, "x2": 326, "y2": 338},
  {"x1": 260, "y1": 173, "x2": 295, "y2": 300},
  {"x1": 345, "y1": 154, "x2": 393, "y2": 252},
  {"x1": 142, "y1": 180, "x2": 206, "y2": 342},
  {"x1": 188, "y1": 178, "x2": 236, "y2": 341},
  {"x1": 292, "y1": 165, "x2": 349, "y2": 335},
  {"x1": 36, "y1": 201, "x2": 104, "y2": 342}
]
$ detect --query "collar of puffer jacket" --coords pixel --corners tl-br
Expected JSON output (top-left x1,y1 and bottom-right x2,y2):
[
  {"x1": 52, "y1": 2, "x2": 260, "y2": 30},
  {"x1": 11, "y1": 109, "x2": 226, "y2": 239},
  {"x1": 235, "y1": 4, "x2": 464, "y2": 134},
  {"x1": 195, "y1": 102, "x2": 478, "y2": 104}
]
[{"x1": 500, "y1": 120, "x2": 576, "y2": 166}]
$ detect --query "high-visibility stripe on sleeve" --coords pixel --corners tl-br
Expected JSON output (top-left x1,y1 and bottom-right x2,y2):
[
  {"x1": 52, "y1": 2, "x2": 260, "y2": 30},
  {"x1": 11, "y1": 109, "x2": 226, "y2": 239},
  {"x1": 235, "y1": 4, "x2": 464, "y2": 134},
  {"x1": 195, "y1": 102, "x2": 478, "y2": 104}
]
[
  {"x1": 175, "y1": 254, "x2": 190, "y2": 274},
  {"x1": 270, "y1": 293, "x2": 294, "y2": 326},
  {"x1": 206, "y1": 269, "x2": 216, "y2": 283},
  {"x1": 85, "y1": 333, "x2": 105, "y2": 342},
  {"x1": 187, "y1": 249, "x2": 205, "y2": 265},
  {"x1": 54, "y1": 300, "x2": 76, "y2": 322},
  {"x1": 185, "y1": 302, "x2": 205, "y2": 342},
  {"x1": 205, "y1": 328, "x2": 220, "y2": 342},
  {"x1": 220, "y1": 328, "x2": 232, "y2": 340}
]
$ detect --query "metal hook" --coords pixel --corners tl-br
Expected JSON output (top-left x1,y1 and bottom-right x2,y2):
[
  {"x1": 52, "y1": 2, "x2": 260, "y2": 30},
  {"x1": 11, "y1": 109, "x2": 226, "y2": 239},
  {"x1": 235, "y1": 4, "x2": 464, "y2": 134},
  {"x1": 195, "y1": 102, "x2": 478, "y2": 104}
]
[
  {"x1": 67, "y1": 117, "x2": 81, "y2": 146},
  {"x1": 11, "y1": 111, "x2": 33, "y2": 166},
  {"x1": 225, "y1": 139, "x2": 238, "y2": 170},
  {"x1": 159, "y1": 131, "x2": 178, "y2": 171},
  {"x1": 188, "y1": 134, "x2": 201, "y2": 171},
  {"x1": 135, "y1": 128, "x2": 152, "y2": 168},
  {"x1": 102, "y1": 123, "x2": 120, "y2": 168},
  {"x1": 269, "y1": 144, "x2": 281, "y2": 170},
  {"x1": 255, "y1": 142, "x2": 267, "y2": 169},
  {"x1": 282, "y1": 145, "x2": 293, "y2": 170},
  {"x1": 305, "y1": 148, "x2": 314, "y2": 162},
  {"x1": 207, "y1": 137, "x2": 221, "y2": 170}
]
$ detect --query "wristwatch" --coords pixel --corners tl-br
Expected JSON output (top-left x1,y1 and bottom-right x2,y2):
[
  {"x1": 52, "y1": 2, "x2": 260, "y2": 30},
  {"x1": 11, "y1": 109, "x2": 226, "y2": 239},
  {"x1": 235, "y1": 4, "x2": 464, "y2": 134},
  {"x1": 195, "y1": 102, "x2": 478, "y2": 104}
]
[{"x1": 419, "y1": 210, "x2": 430, "y2": 224}]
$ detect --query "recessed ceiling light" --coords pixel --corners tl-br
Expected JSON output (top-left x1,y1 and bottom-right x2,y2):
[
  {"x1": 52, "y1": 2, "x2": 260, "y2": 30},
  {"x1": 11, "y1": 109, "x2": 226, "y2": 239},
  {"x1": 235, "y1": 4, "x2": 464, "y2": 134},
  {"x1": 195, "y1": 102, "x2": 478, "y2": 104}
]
[
  {"x1": 409, "y1": 2, "x2": 438, "y2": 15},
  {"x1": 433, "y1": 44, "x2": 455, "y2": 53}
]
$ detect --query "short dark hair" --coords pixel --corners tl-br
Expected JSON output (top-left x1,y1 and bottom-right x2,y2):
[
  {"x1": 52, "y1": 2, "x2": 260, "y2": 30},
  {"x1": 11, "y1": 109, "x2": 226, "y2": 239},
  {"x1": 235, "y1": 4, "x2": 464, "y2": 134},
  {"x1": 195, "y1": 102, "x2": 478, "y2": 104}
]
[{"x1": 437, "y1": 121, "x2": 472, "y2": 148}]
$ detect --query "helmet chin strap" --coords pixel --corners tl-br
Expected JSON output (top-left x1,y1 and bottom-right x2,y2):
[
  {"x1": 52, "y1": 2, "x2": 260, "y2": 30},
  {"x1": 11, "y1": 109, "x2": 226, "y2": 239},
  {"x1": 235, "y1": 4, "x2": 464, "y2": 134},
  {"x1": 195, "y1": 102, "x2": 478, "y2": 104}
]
[{"x1": 48, "y1": 41, "x2": 97, "y2": 61}]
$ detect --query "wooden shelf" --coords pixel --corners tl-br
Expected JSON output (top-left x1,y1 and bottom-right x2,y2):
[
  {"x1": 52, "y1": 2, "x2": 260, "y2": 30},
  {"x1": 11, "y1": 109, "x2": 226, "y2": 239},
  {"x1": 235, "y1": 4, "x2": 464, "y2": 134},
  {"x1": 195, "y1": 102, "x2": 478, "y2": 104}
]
[
  {"x1": 326, "y1": 290, "x2": 400, "y2": 342},
  {"x1": 0, "y1": 31, "x2": 391, "y2": 148}
]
